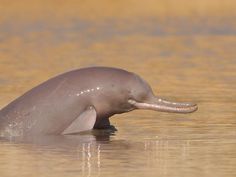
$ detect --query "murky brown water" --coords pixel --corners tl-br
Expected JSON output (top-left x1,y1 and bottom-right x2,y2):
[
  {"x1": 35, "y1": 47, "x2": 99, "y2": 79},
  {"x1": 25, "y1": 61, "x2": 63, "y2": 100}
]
[{"x1": 0, "y1": 1, "x2": 236, "y2": 177}]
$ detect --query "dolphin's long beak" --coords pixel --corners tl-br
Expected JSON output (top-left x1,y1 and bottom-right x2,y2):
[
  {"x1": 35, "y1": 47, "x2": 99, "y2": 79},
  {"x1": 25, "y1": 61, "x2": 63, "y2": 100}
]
[{"x1": 128, "y1": 97, "x2": 198, "y2": 113}]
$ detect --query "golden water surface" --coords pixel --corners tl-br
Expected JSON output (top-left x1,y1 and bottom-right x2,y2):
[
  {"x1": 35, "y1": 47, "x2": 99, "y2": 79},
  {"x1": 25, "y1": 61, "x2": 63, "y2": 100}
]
[{"x1": 0, "y1": 1, "x2": 236, "y2": 177}]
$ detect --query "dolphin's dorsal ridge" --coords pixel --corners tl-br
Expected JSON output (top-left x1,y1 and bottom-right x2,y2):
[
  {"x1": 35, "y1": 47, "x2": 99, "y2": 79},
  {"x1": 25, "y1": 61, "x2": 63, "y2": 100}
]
[{"x1": 62, "y1": 106, "x2": 96, "y2": 135}]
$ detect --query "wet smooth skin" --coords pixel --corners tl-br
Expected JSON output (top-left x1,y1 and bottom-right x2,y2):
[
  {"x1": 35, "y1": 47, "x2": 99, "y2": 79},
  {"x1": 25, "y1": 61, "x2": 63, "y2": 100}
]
[{"x1": 0, "y1": 67, "x2": 197, "y2": 136}]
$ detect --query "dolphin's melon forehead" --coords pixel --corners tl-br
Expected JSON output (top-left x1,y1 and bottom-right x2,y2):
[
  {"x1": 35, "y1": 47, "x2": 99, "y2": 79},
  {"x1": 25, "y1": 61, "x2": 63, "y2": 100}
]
[
  {"x1": 74, "y1": 67, "x2": 134, "y2": 80},
  {"x1": 55, "y1": 67, "x2": 136, "y2": 89},
  {"x1": 80, "y1": 66, "x2": 132, "y2": 75}
]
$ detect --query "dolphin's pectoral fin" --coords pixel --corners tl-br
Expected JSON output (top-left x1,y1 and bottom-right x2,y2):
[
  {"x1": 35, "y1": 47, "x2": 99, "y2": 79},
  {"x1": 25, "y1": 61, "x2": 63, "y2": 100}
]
[{"x1": 62, "y1": 106, "x2": 97, "y2": 135}]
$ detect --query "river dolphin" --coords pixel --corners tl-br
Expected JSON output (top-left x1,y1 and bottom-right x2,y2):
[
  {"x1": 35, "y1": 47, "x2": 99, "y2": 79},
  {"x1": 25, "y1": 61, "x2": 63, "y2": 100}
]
[{"x1": 0, "y1": 67, "x2": 197, "y2": 136}]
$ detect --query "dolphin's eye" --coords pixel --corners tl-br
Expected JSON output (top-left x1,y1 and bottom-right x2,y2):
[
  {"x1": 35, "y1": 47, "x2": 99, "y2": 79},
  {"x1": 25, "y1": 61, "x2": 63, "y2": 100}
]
[
  {"x1": 129, "y1": 89, "x2": 147, "y2": 102},
  {"x1": 138, "y1": 93, "x2": 148, "y2": 102},
  {"x1": 127, "y1": 90, "x2": 132, "y2": 96}
]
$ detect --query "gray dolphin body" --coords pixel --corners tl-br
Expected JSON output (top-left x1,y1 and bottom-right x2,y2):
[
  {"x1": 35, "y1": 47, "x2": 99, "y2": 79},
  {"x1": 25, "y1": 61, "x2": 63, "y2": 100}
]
[{"x1": 0, "y1": 67, "x2": 197, "y2": 136}]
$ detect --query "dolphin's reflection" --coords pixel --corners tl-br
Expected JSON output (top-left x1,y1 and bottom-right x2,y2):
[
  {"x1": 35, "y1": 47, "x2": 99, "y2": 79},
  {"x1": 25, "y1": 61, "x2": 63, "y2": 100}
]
[
  {"x1": 0, "y1": 131, "x2": 194, "y2": 177},
  {"x1": 0, "y1": 130, "x2": 114, "y2": 176},
  {"x1": 0, "y1": 129, "x2": 114, "y2": 147},
  {"x1": 0, "y1": 130, "x2": 114, "y2": 177}
]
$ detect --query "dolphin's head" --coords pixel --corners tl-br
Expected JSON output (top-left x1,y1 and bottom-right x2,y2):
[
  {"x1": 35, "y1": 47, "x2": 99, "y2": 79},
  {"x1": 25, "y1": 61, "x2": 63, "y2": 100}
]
[
  {"x1": 122, "y1": 74, "x2": 198, "y2": 114},
  {"x1": 90, "y1": 68, "x2": 197, "y2": 116}
]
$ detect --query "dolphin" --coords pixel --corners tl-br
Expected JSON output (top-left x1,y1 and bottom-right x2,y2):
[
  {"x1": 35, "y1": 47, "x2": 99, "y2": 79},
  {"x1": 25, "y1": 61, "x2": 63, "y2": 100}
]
[{"x1": 0, "y1": 67, "x2": 197, "y2": 136}]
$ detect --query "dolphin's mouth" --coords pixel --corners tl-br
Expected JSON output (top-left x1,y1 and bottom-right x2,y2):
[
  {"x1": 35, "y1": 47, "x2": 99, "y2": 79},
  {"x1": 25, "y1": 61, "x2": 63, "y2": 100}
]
[{"x1": 128, "y1": 97, "x2": 198, "y2": 113}]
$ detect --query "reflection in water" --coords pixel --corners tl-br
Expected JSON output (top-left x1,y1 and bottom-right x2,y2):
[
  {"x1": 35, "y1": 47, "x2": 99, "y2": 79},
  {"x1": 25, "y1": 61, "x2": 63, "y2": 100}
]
[
  {"x1": 80, "y1": 143, "x2": 101, "y2": 177},
  {"x1": 144, "y1": 140, "x2": 191, "y2": 176},
  {"x1": 0, "y1": 130, "x2": 236, "y2": 177},
  {"x1": 76, "y1": 139, "x2": 192, "y2": 177}
]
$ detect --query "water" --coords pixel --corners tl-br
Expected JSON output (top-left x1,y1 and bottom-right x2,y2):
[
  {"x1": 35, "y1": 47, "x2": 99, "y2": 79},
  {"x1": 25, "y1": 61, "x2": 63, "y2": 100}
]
[{"x1": 0, "y1": 0, "x2": 236, "y2": 177}]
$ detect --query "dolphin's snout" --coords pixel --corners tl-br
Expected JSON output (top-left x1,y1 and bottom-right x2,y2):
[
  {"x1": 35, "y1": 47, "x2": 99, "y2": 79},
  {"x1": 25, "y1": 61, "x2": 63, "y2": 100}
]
[{"x1": 128, "y1": 97, "x2": 198, "y2": 113}]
